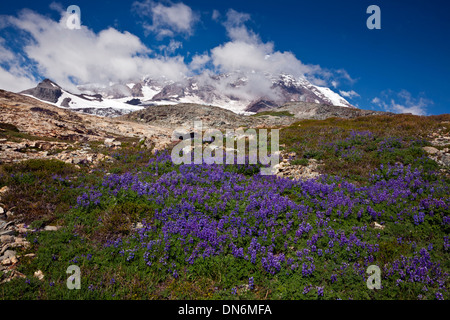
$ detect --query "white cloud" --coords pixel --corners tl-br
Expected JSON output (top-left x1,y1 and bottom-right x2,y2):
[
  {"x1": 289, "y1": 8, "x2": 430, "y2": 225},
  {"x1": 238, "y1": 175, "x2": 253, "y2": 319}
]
[
  {"x1": 339, "y1": 90, "x2": 360, "y2": 98},
  {"x1": 132, "y1": 0, "x2": 198, "y2": 39},
  {"x1": 371, "y1": 97, "x2": 381, "y2": 104},
  {"x1": 209, "y1": 9, "x2": 313, "y2": 78},
  {"x1": 372, "y1": 90, "x2": 431, "y2": 115},
  {"x1": 49, "y1": 2, "x2": 65, "y2": 14},
  {"x1": 0, "y1": 66, "x2": 37, "y2": 92},
  {"x1": 189, "y1": 53, "x2": 211, "y2": 71},
  {"x1": 208, "y1": 9, "x2": 353, "y2": 90},
  {"x1": 0, "y1": 8, "x2": 188, "y2": 92},
  {"x1": 0, "y1": 39, "x2": 15, "y2": 62},
  {"x1": 222, "y1": 9, "x2": 256, "y2": 43},
  {"x1": 211, "y1": 9, "x2": 221, "y2": 21},
  {"x1": 158, "y1": 39, "x2": 182, "y2": 55},
  {"x1": 335, "y1": 69, "x2": 356, "y2": 85},
  {"x1": 0, "y1": 37, "x2": 37, "y2": 92}
]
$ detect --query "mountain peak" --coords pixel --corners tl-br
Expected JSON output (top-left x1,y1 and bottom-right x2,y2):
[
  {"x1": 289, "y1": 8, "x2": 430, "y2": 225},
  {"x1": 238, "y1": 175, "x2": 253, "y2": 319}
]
[
  {"x1": 20, "y1": 79, "x2": 63, "y2": 103},
  {"x1": 39, "y1": 78, "x2": 60, "y2": 87}
]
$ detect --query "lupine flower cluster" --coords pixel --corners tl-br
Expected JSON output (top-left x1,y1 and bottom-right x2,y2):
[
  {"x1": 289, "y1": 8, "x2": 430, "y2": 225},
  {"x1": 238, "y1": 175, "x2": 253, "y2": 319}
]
[
  {"x1": 383, "y1": 247, "x2": 446, "y2": 286},
  {"x1": 325, "y1": 130, "x2": 375, "y2": 160},
  {"x1": 75, "y1": 149, "x2": 449, "y2": 299},
  {"x1": 377, "y1": 137, "x2": 403, "y2": 153}
]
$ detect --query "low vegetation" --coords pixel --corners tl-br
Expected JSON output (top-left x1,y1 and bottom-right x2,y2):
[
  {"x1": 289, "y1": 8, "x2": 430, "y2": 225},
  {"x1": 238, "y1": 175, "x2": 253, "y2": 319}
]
[
  {"x1": 0, "y1": 114, "x2": 449, "y2": 300},
  {"x1": 251, "y1": 111, "x2": 294, "y2": 117}
]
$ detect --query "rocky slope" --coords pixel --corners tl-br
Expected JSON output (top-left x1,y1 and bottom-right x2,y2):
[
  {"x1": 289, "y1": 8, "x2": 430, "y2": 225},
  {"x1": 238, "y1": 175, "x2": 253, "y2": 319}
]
[
  {"x1": 119, "y1": 103, "x2": 295, "y2": 130},
  {"x1": 0, "y1": 89, "x2": 174, "y2": 162},
  {"x1": 270, "y1": 101, "x2": 391, "y2": 120},
  {"x1": 120, "y1": 101, "x2": 392, "y2": 131}
]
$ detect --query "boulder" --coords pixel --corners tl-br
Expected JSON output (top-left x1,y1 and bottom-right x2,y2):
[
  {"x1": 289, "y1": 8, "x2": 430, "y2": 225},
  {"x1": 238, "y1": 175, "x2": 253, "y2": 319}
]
[
  {"x1": 44, "y1": 225, "x2": 61, "y2": 231},
  {"x1": 0, "y1": 229, "x2": 15, "y2": 236},
  {"x1": 34, "y1": 270, "x2": 44, "y2": 281},
  {"x1": 370, "y1": 222, "x2": 385, "y2": 230},
  {"x1": 0, "y1": 186, "x2": 9, "y2": 194},
  {"x1": 104, "y1": 138, "x2": 115, "y2": 148},
  {"x1": 423, "y1": 146, "x2": 439, "y2": 155},
  {"x1": 0, "y1": 235, "x2": 14, "y2": 243},
  {"x1": 1, "y1": 250, "x2": 17, "y2": 260}
]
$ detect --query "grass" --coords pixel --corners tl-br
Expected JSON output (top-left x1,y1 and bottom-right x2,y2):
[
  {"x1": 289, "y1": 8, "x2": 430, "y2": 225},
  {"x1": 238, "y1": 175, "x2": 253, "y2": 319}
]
[
  {"x1": 0, "y1": 113, "x2": 449, "y2": 300},
  {"x1": 280, "y1": 114, "x2": 450, "y2": 182}
]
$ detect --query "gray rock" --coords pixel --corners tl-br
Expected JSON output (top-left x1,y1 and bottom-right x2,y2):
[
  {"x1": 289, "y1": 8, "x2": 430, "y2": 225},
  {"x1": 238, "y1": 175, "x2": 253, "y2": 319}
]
[
  {"x1": 0, "y1": 235, "x2": 14, "y2": 243},
  {"x1": 104, "y1": 138, "x2": 115, "y2": 148},
  {"x1": 423, "y1": 146, "x2": 439, "y2": 155},
  {"x1": 0, "y1": 229, "x2": 15, "y2": 236},
  {"x1": 2, "y1": 250, "x2": 16, "y2": 259},
  {"x1": 441, "y1": 154, "x2": 450, "y2": 167},
  {"x1": 44, "y1": 225, "x2": 61, "y2": 231}
]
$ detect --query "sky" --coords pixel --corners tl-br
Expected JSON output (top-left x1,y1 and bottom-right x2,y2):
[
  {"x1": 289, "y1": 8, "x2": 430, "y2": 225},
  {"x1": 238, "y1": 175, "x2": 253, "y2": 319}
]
[{"x1": 0, "y1": 0, "x2": 449, "y2": 115}]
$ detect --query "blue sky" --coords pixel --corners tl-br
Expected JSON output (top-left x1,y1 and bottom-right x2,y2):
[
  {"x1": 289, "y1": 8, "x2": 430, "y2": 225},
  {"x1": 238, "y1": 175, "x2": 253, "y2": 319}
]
[{"x1": 0, "y1": 0, "x2": 449, "y2": 115}]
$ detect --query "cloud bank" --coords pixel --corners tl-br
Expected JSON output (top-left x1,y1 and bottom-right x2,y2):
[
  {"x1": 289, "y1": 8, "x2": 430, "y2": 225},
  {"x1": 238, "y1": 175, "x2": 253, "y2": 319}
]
[
  {"x1": 0, "y1": 8, "x2": 188, "y2": 92},
  {"x1": 0, "y1": 3, "x2": 355, "y2": 99}
]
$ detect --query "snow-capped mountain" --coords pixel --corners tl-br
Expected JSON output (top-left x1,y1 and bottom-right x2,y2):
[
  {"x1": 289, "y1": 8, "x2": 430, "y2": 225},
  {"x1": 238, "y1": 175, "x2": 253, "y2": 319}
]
[
  {"x1": 20, "y1": 72, "x2": 355, "y2": 117},
  {"x1": 20, "y1": 79, "x2": 144, "y2": 117}
]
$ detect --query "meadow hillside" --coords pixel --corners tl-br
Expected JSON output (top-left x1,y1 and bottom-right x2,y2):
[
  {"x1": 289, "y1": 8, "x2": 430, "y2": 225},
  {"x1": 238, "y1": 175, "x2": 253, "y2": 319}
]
[{"x1": 0, "y1": 112, "x2": 449, "y2": 300}]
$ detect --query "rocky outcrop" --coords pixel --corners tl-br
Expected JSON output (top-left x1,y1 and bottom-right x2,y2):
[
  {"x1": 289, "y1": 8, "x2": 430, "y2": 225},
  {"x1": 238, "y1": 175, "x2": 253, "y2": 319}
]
[
  {"x1": 0, "y1": 89, "x2": 173, "y2": 152},
  {"x1": 0, "y1": 188, "x2": 61, "y2": 283},
  {"x1": 20, "y1": 79, "x2": 62, "y2": 103},
  {"x1": 246, "y1": 99, "x2": 280, "y2": 113},
  {"x1": 0, "y1": 193, "x2": 31, "y2": 283},
  {"x1": 274, "y1": 152, "x2": 323, "y2": 181},
  {"x1": 425, "y1": 122, "x2": 450, "y2": 169},
  {"x1": 131, "y1": 83, "x2": 143, "y2": 97}
]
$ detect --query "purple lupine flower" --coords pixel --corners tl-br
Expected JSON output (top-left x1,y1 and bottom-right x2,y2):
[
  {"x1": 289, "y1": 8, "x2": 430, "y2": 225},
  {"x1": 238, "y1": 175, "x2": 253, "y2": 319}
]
[
  {"x1": 317, "y1": 287, "x2": 324, "y2": 297},
  {"x1": 331, "y1": 274, "x2": 337, "y2": 283},
  {"x1": 435, "y1": 292, "x2": 444, "y2": 300},
  {"x1": 248, "y1": 277, "x2": 255, "y2": 290}
]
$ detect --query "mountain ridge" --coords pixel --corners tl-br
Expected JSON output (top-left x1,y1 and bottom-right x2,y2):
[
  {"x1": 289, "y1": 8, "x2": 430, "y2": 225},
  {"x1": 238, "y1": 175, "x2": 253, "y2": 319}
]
[{"x1": 19, "y1": 72, "x2": 355, "y2": 117}]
